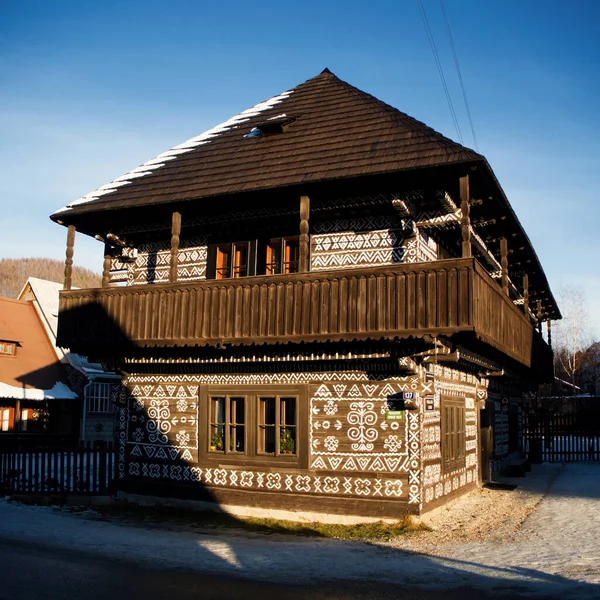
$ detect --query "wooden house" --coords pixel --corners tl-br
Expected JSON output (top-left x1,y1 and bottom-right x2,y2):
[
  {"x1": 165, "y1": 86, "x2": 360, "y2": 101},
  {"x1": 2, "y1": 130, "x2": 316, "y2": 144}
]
[
  {"x1": 18, "y1": 278, "x2": 121, "y2": 447},
  {"x1": 0, "y1": 296, "x2": 78, "y2": 445},
  {"x1": 51, "y1": 69, "x2": 559, "y2": 521}
]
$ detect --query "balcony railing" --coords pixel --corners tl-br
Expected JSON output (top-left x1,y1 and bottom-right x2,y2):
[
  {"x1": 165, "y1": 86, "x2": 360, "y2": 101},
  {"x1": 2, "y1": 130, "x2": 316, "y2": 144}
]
[{"x1": 57, "y1": 258, "x2": 538, "y2": 368}]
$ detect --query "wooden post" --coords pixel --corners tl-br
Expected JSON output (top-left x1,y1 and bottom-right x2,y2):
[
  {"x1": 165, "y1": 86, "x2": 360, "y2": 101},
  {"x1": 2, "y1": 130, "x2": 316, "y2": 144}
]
[
  {"x1": 500, "y1": 237, "x2": 509, "y2": 295},
  {"x1": 299, "y1": 195, "x2": 310, "y2": 272},
  {"x1": 14, "y1": 399, "x2": 21, "y2": 432},
  {"x1": 547, "y1": 319, "x2": 552, "y2": 348},
  {"x1": 64, "y1": 224, "x2": 76, "y2": 291},
  {"x1": 537, "y1": 300, "x2": 543, "y2": 333},
  {"x1": 523, "y1": 274, "x2": 529, "y2": 314},
  {"x1": 169, "y1": 211, "x2": 182, "y2": 283},
  {"x1": 102, "y1": 243, "x2": 112, "y2": 288},
  {"x1": 460, "y1": 175, "x2": 471, "y2": 258}
]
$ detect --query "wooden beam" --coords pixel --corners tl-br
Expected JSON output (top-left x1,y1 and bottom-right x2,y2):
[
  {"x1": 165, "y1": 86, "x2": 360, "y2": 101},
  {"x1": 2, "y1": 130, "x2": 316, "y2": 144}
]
[
  {"x1": 460, "y1": 175, "x2": 471, "y2": 258},
  {"x1": 523, "y1": 273, "x2": 529, "y2": 313},
  {"x1": 169, "y1": 212, "x2": 182, "y2": 283},
  {"x1": 63, "y1": 224, "x2": 76, "y2": 291},
  {"x1": 299, "y1": 195, "x2": 310, "y2": 272},
  {"x1": 102, "y1": 243, "x2": 112, "y2": 288},
  {"x1": 537, "y1": 300, "x2": 543, "y2": 333},
  {"x1": 547, "y1": 319, "x2": 552, "y2": 348},
  {"x1": 500, "y1": 237, "x2": 509, "y2": 295}
]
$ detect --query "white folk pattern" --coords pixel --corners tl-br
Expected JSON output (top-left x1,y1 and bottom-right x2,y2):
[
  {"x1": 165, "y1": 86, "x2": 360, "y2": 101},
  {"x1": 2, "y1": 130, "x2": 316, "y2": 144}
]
[
  {"x1": 125, "y1": 462, "x2": 404, "y2": 499},
  {"x1": 126, "y1": 383, "x2": 199, "y2": 463},
  {"x1": 111, "y1": 239, "x2": 207, "y2": 285},
  {"x1": 122, "y1": 371, "x2": 431, "y2": 504}
]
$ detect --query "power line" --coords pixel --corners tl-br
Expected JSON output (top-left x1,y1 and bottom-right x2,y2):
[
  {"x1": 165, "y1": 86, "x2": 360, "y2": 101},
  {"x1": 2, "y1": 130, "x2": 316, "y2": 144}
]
[
  {"x1": 416, "y1": 0, "x2": 463, "y2": 144},
  {"x1": 439, "y1": 0, "x2": 479, "y2": 151}
]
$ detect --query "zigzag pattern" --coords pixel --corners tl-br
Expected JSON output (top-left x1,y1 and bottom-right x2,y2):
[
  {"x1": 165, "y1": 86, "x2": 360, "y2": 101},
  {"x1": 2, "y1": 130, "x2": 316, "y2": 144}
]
[
  {"x1": 126, "y1": 372, "x2": 389, "y2": 385},
  {"x1": 311, "y1": 248, "x2": 405, "y2": 270},
  {"x1": 312, "y1": 215, "x2": 404, "y2": 234}
]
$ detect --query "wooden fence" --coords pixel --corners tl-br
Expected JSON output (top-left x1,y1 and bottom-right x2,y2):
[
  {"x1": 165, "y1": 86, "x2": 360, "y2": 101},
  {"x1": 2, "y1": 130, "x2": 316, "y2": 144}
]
[
  {"x1": 0, "y1": 449, "x2": 115, "y2": 495},
  {"x1": 523, "y1": 411, "x2": 600, "y2": 462}
]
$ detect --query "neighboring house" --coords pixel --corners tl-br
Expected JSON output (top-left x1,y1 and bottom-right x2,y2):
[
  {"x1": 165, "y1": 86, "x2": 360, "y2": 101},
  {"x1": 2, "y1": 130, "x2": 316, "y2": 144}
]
[
  {"x1": 0, "y1": 297, "x2": 78, "y2": 442},
  {"x1": 18, "y1": 278, "x2": 121, "y2": 447},
  {"x1": 51, "y1": 69, "x2": 559, "y2": 520}
]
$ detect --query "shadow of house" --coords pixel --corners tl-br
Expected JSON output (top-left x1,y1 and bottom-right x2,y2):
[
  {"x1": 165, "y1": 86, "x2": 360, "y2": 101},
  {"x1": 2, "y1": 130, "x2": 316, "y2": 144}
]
[
  {"x1": 0, "y1": 297, "x2": 80, "y2": 449},
  {"x1": 18, "y1": 277, "x2": 121, "y2": 448}
]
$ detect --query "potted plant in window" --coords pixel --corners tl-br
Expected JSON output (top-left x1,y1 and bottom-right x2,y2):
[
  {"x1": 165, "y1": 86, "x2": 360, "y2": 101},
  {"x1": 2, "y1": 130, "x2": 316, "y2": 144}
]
[
  {"x1": 279, "y1": 428, "x2": 295, "y2": 454},
  {"x1": 210, "y1": 432, "x2": 224, "y2": 451}
]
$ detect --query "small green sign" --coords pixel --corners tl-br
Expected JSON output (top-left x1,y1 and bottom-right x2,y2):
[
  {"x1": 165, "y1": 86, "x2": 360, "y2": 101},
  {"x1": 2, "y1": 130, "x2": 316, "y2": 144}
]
[{"x1": 386, "y1": 410, "x2": 405, "y2": 421}]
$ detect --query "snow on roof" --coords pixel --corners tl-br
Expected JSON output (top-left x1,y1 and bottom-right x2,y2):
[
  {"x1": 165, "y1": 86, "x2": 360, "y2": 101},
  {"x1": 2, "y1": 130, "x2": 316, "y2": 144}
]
[
  {"x1": 18, "y1": 278, "x2": 116, "y2": 378},
  {"x1": 0, "y1": 381, "x2": 77, "y2": 401},
  {"x1": 55, "y1": 90, "x2": 294, "y2": 214},
  {"x1": 19, "y1": 277, "x2": 63, "y2": 337}
]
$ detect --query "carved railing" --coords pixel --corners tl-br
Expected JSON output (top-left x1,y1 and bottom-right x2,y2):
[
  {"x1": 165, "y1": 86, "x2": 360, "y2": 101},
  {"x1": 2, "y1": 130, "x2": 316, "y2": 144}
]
[{"x1": 58, "y1": 258, "x2": 537, "y2": 367}]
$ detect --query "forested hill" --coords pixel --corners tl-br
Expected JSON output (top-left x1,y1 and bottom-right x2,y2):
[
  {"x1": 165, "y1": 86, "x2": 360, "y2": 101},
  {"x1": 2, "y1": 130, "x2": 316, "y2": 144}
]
[{"x1": 0, "y1": 258, "x2": 101, "y2": 298}]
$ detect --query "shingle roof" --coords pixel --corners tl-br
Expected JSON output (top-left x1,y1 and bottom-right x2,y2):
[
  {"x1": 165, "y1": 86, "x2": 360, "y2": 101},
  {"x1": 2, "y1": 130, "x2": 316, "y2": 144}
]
[{"x1": 52, "y1": 69, "x2": 483, "y2": 217}]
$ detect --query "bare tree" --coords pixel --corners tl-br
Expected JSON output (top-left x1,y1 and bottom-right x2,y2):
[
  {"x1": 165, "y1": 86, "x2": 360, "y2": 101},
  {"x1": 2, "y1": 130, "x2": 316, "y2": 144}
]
[{"x1": 553, "y1": 286, "x2": 591, "y2": 390}]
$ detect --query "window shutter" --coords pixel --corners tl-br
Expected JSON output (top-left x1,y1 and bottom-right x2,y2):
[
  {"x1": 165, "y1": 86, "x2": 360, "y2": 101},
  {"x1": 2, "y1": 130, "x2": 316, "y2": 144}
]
[
  {"x1": 206, "y1": 244, "x2": 217, "y2": 279},
  {"x1": 248, "y1": 239, "x2": 258, "y2": 276}
]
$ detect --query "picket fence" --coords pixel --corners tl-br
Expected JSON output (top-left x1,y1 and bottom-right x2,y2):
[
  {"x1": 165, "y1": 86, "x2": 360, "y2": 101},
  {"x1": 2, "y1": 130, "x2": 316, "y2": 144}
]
[
  {"x1": 0, "y1": 449, "x2": 115, "y2": 495},
  {"x1": 523, "y1": 411, "x2": 600, "y2": 463}
]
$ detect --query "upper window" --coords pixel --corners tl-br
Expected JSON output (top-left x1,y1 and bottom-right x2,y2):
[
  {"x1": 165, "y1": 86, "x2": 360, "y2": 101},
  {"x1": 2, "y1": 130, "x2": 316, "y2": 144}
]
[
  {"x1": 209, "y1": 237, "x2": 300, "y2": 280},
  {"x1": 0, "y1": 342, "x2": 16, "y2": 356},
  {"x1": 266, "y1": 237, "x2": 299, "y2": 275},
  {"x1": 216, "y1": 242, "x2": 249, "y2": 279}
]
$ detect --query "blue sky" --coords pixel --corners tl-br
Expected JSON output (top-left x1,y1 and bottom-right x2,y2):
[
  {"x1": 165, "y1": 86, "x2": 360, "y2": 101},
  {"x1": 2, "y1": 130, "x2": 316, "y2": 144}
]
[{"x1": 1, "y1": 0, "x2": 599, "y2": 339}]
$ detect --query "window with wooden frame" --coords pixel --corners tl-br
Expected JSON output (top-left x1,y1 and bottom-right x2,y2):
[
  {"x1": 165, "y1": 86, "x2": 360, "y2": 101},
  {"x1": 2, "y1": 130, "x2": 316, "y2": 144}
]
[
  {"x1": 200, "y1": 385, "x2": 307, "y2": 466},
  {"x1": 258, "y1": 395, "x2": 297, "y2": 455},
  {"x1": 209, "y1": 395, "x2": 246, "y2": 453},
  {"x1": 265, "y1": 237, "x2": 300, "y2": 275},
  {"x1": 441, "y1": 397, "x2": 466, "y2": 473},
  {"x1": 209, "y1": 241, "x2": 256, "y2": 279}
]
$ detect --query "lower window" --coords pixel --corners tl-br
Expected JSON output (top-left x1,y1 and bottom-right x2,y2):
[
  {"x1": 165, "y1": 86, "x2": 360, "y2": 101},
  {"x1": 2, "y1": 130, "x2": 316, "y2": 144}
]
[
  {"x1": 442, "y1": 397, "x2": 466, "y2": 472},
  {"x1": 209, "y1": 395, "x2": 245, "y2": 453},
  {"x1": 258, "y1": 395, "x2": 297, "y2": 455},
  {"x1": 202, "y1": 386, "x2": 305, "y2": 464}
]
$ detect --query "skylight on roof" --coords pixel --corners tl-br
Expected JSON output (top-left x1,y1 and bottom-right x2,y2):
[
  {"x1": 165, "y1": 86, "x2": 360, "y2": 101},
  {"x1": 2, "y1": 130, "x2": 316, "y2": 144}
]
[{"x1": 244, "y1": 115, "x2": 296, "y2": 138}]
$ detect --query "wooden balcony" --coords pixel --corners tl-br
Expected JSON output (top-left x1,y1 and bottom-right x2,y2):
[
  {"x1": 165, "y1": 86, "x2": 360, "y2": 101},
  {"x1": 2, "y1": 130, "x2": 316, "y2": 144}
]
[{"x1": 57, "y1": 258, "x2": 540, "y2": 368}]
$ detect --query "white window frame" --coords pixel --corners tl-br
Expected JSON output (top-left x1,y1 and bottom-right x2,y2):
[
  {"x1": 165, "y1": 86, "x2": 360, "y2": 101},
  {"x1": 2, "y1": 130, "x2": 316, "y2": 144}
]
[{"x1": 86, "y1": 382, "x2": 113, "y2": 413}]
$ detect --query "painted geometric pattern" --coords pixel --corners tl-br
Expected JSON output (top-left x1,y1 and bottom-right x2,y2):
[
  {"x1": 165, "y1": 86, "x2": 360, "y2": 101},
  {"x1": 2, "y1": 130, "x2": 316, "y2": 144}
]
[
  {"x1": 309, "y1": 380, "x2": 418, "y2": 474},
  {"x1": 110, "y1": 238, "x2": 207, "y2": 285},
  {"x1": 311, "y1": 229, "x2": 406, "y2": 271},
  {"x1": 126, "y1": 372, "x2": 393, "y2": 386},
  {"x1": 126, "y1": 463, "x2": 405, "y2": 499},
  {"x1": 312, "y1": 215, "x2": 408, "y2": 234},
  {"x1": 125, "y1": 383, "x2": 199, "y2": 463},
  {"x1": 122, "y1": 371, "x2": 419, "y2": 501},
  {"x1": 403, "y1": 231, "x2": 438, "y2": 263}
]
